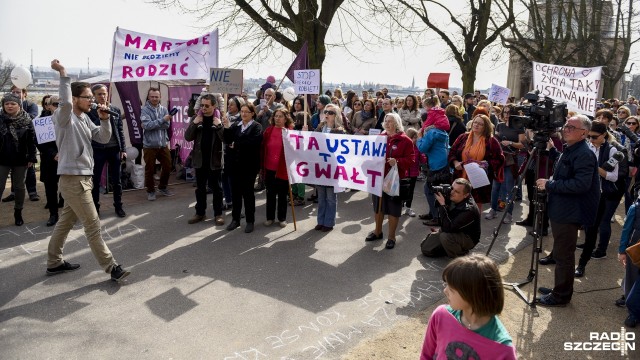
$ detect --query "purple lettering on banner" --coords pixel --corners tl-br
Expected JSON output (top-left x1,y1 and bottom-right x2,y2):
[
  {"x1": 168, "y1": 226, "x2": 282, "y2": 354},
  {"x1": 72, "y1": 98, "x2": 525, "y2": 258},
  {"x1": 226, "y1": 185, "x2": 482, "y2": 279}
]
[
  {"x1": 168, "y1": 85, "x2": 204, "y2": 162},
  {"x1": 114, "y1": 82, "x2": 144, "y2": 145}
]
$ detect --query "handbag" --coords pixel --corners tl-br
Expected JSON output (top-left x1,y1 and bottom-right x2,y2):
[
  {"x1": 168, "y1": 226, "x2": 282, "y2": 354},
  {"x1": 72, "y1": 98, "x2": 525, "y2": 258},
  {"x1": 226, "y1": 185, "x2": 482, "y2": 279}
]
[
  {"x1": 626, "y1": 241, "x2": 640, "y2": 267},
  {"x1": 383, "y1": 164, "x2": 400, "y2": 196}
]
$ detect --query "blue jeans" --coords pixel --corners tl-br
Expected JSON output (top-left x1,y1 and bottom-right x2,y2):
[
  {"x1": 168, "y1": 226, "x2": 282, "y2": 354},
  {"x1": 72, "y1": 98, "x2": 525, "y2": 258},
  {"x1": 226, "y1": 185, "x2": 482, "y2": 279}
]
[
  {"x1": 317, "y1": 185, "x2": 337, "y2": 227},
  {"x1": 627, "y1": 270, "x2": 640, "y2": 321},
  {"x1": 596, "y1": 197, "x2": 623, "y2": 254},
  {"x1": 424, "y1": 182, "x2": 438, "y2": 219},
  {"x1": 491, "y1": 166, "x2": 515, "y2": 214}
]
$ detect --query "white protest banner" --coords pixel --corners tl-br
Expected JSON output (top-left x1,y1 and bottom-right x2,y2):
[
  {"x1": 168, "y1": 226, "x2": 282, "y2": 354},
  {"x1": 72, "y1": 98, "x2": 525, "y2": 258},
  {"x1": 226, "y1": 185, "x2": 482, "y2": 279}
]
[
  {"x1": 32, "y1": 116, "x2": 55, "y2": 144},
  {"x1": 294, "y1": 69, "x2": 320, "y2": 94},
  {"x1": 283, "y1": 131, "x2": 386, "y2": 195},
  {"x1": 110, "y1": 27, "x2": 219, "y2": 82},
  {"x1": 209, "y1": 68, "x2": 243, "y2": 94},
  {"x1": 488, "y1": 84, "x2": 510, "y2": 104},
  {"x1": 532, "y1": 61, "x2": 602, "y2": 116}
]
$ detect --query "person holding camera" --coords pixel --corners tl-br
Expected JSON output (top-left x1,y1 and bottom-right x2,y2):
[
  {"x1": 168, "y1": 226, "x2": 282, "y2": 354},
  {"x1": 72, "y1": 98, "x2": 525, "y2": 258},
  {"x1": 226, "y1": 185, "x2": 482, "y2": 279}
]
[{"x1": 421, "y1": 178, "x2": 481, "y2": 258}]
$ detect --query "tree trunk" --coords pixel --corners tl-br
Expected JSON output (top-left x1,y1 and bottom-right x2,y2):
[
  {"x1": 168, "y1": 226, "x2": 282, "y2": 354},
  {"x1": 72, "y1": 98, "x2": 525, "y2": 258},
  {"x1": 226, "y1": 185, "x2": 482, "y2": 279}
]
[{"x1": 461, "y1": 65, "x2": 478, "y2": 94}]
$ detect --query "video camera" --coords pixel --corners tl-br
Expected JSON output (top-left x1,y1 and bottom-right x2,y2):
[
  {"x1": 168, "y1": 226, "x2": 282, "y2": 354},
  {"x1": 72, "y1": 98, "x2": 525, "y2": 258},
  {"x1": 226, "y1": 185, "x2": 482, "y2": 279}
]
[
  {"x1": 432, "y1": 184, "x2": 452, "y2": 197},
  {"x1": 511, "y1": 90, "x2": 568, "y2": 134}
]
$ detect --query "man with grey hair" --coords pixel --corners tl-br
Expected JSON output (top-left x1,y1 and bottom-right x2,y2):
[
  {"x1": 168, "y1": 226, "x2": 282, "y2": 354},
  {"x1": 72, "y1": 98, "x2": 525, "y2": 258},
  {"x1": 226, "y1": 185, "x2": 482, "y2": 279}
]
[{"x1": 535, "y1": 115, "x2": 600, "y2": 306}]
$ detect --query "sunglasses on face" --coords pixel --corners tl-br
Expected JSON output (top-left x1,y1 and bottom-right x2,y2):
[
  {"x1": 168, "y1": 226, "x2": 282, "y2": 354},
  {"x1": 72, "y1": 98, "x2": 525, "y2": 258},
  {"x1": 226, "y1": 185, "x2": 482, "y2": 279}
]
[
  {"x1": 323, "y1": 110, "x2": 336, "y2": 116},
  {"x1": 627, "y1": 122, "x2": 638, "y2": 125},
  {"x1": 587, "y1": 134, "x2": 603, "y2": 140}
]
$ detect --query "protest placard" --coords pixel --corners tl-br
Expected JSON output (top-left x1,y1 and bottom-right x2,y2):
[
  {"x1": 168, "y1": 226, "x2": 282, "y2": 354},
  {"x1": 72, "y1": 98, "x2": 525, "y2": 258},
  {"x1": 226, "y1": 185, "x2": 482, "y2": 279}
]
[
  {"x1": 532, "y1": 61, "x2": 602, "y2": 116},
  {"x1": 294, "y1": 69, "x2": 320, "y2": 95},
  {"x1": 488, "y1": 84, "x2": 511, "y2": 104},
  {"x1": 32, "y1": 116, "x2": 55, "y2": 144},
  {"x1": 283, "y1": 131, "x2": 386, "y2": 195},
  {"x1": 209, "y1": 68, "x2": 243, "y2": 94},
  {"x1": 110, "y1": 27, "x2": 219, "y2": 82}
]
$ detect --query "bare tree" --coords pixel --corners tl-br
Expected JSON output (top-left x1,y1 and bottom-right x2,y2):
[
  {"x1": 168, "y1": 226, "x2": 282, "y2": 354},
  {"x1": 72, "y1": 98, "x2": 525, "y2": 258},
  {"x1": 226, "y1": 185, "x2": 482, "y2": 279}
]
[
  {"x1": 0, "y1": 53, "x2": 15, "y2": 91},
  {"x1": 497, "y1": 0, "x2": 640, "y2": 98},
  {"x1": 369, "y1": 0, "x2": 515, "y2": 93},
  {"x1": 153, "y1": 0, "x2": 383, "y2": 85}
]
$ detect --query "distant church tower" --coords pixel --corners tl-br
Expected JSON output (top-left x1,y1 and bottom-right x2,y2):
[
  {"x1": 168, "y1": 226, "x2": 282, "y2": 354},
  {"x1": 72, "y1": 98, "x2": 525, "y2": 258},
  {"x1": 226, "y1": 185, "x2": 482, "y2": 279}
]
[{"x1": 411, "y1": 76, "x2": 415, "y2": 89}]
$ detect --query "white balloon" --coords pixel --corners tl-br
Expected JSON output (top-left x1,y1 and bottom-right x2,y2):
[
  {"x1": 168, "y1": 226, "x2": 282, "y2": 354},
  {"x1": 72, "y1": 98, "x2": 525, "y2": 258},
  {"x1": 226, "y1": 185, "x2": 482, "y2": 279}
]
[
  {"x1": 10, "y1": 67, "x2": 32, "y2": 89},
  {"x1": 282, "y1": 87, "x2": 296, "y2": 101}
]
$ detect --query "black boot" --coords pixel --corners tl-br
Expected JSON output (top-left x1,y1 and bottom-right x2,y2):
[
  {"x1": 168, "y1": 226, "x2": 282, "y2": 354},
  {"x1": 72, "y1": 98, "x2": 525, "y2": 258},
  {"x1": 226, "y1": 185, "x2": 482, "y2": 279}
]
[
  {"x1": 14, "y1": 209, "x2": 24, "y2": 226},
  {"x1": 46, "y1": 214, "x2": 59, "y2": 227}
]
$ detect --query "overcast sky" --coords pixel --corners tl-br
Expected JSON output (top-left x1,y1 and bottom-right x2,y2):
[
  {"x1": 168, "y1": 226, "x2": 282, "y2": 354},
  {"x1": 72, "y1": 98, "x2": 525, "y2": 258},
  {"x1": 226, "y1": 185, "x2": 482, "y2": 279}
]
[{"x1": 3, "y1": 0, "x2": 639, "y2": 89}]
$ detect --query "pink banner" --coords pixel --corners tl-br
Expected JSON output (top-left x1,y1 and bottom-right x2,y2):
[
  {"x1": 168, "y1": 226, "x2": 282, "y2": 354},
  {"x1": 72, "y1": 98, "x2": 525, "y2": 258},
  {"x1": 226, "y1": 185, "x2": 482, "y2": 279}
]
[{"x1": 168, "y1": 85, "x2": 203, "y2": 162}]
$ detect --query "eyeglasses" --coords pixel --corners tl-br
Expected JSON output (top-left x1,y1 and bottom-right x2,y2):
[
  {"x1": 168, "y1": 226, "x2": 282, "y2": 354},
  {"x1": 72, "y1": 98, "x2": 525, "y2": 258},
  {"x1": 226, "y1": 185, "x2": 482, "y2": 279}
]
[
  {"x1": 240, "y1": 110, "x2": 253, "y2": 114},
  {"x1": 618, "y1": 111, "x2": 628, "y2": 114},
  {"x1": 587, "y1": 134, "x2": 603, "y2": 140},
  {"x1": 76, "y1": 95, "x2": 95, "y2": 101},
  {"x1": 626, "y1": 122, "x2": 638, "y2": 126},
  {"x1": 201, "y1": 104, "x2": 212, "y2": 108},
  {"x1": 354, "y1": 102, "x2": 362, "y2": 106},
  {"x1": 323, "y1": 110, "x2": 336, "y2": 116},
  {"x1": 562, "y1": 125, "x2": 585, "y2": 132}
]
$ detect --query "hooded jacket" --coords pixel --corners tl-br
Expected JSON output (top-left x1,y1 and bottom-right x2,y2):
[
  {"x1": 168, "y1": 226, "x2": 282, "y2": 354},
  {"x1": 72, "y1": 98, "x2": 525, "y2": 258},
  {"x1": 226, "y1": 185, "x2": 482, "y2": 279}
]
[
  {"x1": 421, "y1": 107, "x2": 450, "y2": 132},
  {"x1": 141, "y1": 100, "x2": 170, "y2": 148},
  {"x1": 417, "y1": 126, "x2": 450, "y2": 172}
]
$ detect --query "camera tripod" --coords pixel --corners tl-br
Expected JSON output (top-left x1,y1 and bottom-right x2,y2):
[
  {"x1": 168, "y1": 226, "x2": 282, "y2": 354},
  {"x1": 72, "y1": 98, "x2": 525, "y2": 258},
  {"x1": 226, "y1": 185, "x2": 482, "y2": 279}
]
[{"x1": 485, "y1": 144, "x2": 552, "y2": 309}]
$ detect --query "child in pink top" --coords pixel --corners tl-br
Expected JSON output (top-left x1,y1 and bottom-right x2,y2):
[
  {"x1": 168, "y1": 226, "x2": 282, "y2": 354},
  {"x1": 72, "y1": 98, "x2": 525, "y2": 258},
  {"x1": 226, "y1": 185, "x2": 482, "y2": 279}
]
[{"x1": 420, "y1": 254, "x2": 516, "y2": 360}]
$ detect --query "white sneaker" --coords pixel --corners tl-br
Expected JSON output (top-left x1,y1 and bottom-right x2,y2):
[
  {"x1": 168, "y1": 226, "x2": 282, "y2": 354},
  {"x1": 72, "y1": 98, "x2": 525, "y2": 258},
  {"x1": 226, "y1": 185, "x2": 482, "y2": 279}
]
[
  {"x1": 405, "y1": 208, "x2": 416, "y2": 217},
  {"x1": 263, "y1": 220, "x2": 274, "y2": 226},
  {"x1": 158, "y1": 188, "x2": 174, "y2": 197},
  {"x1": 485, "y1": 209, "x2": 497, "y2": 220},
  {"x1": 279, "y1": 221, "x2": 287, "y2": 228},
  {"x1": 147, "y1": 192, "x2": 156, "y2": 201}
]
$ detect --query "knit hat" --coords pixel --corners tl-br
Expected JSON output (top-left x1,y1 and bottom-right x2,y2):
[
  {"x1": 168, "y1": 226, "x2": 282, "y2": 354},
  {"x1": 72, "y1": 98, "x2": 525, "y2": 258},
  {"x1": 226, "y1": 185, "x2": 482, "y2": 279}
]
[
  {"x1": 266, "y1": 75, "x2": 276, "y2": 84},
  {"x1": 464, "y1": 93, "x2": 474, "y2": 100},
  {"x1": 2, "y1": 93, "x2": 21, "y2": 107},
  {"x1": 318, "y1": 95, "x2": 331, "y2": 106}
]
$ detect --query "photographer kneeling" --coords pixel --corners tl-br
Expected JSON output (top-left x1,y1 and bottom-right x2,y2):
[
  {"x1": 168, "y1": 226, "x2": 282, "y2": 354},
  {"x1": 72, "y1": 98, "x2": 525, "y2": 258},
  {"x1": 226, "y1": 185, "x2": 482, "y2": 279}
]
[{"x1": 421, "y1": 178, "x2": 481, "y2": 258}]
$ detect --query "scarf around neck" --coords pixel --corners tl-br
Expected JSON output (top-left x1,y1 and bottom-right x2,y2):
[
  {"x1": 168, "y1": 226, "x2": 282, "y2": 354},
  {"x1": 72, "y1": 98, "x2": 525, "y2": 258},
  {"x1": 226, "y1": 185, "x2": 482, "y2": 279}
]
[{"x1": 0, "y1": 109, "x2": 32, "y2": 146}]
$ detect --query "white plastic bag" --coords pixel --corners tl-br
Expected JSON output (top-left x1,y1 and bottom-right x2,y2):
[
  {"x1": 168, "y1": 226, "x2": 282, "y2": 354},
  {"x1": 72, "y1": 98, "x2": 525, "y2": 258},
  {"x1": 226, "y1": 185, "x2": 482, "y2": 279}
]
[
  {"x1": 132, "y1": 164, "x2": 145, "y2": 189},
  {"x1": 383, "y1": 164, "x2": 400, "y2": 196}
]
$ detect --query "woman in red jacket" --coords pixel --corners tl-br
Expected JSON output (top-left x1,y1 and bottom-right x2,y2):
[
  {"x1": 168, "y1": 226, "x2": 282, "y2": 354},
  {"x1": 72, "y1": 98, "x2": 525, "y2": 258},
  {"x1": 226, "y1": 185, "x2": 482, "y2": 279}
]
[
  {"x1": 261, "y1": 108, "x2": 294, "y2": 228},
  {"x1": 366, "y1": 112, "x2": 415, "y2": 249}
]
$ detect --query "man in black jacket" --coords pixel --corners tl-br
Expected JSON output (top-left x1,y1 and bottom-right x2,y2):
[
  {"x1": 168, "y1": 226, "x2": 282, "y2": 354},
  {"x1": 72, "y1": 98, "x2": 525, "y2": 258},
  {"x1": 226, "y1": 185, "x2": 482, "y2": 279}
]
[
  {"x1": 421, "y1": 178, "x2": 481, "y2": 258},
  {"x1": 184, "y1": 94, "x2": 225, "y2": 226},
  {"x1": 535, "y1": 115, "x2": 600, "y2": 307},
  {"x1": 87, "y1": 84, "x2": 127, "y2": 217}
]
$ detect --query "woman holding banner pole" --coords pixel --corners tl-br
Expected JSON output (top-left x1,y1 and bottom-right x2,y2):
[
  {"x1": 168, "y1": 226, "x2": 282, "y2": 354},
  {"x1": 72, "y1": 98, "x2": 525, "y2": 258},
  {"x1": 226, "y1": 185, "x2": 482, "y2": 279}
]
[
  {"x1": 305, "y1": 104, "x2": 345, "y2": 232},
  {"x1": 366, "y1": 113, "x2": 414, "y2": 249}
]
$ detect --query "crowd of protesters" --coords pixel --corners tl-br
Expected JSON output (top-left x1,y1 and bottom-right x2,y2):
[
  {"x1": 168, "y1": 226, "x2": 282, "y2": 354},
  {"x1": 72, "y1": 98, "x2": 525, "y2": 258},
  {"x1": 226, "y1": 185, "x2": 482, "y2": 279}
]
[{"x1": 3, "y1": 75, "x2": 640, "y2": 333}]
